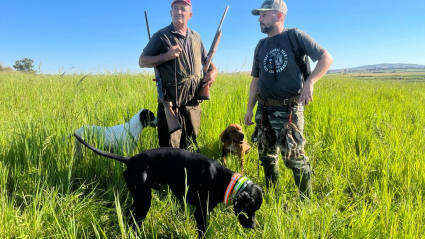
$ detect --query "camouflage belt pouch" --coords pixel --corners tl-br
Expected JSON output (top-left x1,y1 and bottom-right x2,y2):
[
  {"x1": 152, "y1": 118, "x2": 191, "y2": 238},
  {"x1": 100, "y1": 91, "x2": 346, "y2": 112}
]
[
  {"x1": 252, "y1": 107, "x2": 277, "y2": 149},
  {"x1": 276, "y1": 122, "x2": 307, "y2": 159},
  {"x1": 253, "y1": 106, "x2": 306, "y2": 157}
]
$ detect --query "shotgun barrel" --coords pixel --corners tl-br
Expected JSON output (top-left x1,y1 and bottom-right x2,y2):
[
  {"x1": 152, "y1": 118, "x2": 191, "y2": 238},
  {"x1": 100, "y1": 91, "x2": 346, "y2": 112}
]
[
  {"x1": 144, "y1": 11, "x2": 181, "y2": 133},
  {"x1": 197, "y1": 6, "x2": 229, "y2": 100}
]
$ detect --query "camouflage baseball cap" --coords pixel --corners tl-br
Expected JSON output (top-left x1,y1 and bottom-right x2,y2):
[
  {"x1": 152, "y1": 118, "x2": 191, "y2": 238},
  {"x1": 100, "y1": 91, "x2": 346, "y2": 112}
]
[{"x1": 252, "y1": 0, "x2": 287, "y2": 15}]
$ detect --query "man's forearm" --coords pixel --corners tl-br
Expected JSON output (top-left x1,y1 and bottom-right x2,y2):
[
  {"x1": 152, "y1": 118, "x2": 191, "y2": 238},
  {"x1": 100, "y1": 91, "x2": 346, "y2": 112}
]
[
  {"x1": 247, "y1": 77, "x2": 259, "y2": 112},
  {"x1": 305, "y1": 51, "x2": 333, "y2": 85},
  {"x1": 139, "y1": 53, "x2": 169, "y2": 68}
]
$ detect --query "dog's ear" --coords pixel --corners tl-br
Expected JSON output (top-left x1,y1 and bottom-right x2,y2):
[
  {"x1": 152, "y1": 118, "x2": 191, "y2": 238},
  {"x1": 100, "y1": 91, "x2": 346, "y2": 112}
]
[
  {"x1": 233, "y1": 191, "x2": 249, "y2": 212},
  {"x1": 139, "y1": 109, "x2": 148, "y2": 126},
  {"x1": 248, "y1": 184, "x2": 264, "y2": 210},
  {"x1": 139, "y1": 109, "x2": 146, "y2": 121},
  {"x1": 233, "y1": 187, "x2": 259, "y2": 229},
  {"x1": 147, "y1": 110, "x2": 155, "y2": 121},
  {"x1": 233, "y1": 191, "x2": 256, "y2": 215},
  {"x1": 220, "y1": 128, "x2": 229, "y2": 143},
  {"x1": 139, "y1": 109, "x2": 156, "y2": 126},
  {"x1": 253, "y1": 184, "x2": 264, "y2": 202}
]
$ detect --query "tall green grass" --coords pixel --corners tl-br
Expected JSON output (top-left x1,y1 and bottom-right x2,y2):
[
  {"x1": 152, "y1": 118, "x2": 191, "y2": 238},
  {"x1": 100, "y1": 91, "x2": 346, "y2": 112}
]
[{"x1": 1, "y1": 71, "x2": 424, "y2": 238}]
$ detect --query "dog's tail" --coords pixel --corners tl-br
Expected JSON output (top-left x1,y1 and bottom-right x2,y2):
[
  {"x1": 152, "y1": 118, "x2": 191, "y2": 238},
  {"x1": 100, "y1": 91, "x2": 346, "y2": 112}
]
[{"x1": 73, "y1": 133, "x2": 130, "y2": 164}]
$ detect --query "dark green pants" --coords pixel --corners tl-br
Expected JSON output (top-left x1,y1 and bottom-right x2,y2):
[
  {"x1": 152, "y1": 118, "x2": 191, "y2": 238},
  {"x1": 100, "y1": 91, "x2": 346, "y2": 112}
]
[{"x1": 254, "y1": 104, "x2": 312, "y2": 199}]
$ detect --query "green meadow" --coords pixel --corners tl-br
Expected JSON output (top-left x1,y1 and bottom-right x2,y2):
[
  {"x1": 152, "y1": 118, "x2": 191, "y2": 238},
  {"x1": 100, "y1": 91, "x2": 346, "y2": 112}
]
[{"x1": 1, "y1": 71, "x2": 424, "y2": 238}]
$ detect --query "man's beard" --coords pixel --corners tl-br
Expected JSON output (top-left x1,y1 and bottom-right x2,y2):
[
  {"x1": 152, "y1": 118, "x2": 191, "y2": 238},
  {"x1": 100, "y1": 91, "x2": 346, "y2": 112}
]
[{"x1": 260, "y1": 24, "x2": 275, "y2": 34}]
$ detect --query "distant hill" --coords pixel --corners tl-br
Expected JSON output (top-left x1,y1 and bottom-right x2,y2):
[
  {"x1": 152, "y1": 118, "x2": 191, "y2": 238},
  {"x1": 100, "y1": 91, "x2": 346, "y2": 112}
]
[{"x1": 329, "y1": 63, "x2": 425, "y2": 73}]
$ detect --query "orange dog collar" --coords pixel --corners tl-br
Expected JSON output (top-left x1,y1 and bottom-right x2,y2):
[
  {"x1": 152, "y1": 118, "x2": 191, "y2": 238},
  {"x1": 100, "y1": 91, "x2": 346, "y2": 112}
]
[{"x1": 224, "y1": 173, "x2": 242, "y2": 204}]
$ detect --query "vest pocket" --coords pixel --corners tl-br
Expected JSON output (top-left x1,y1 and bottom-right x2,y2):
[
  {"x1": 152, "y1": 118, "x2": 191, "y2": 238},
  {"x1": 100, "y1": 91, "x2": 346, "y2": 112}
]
[{"x1": 166, "y1": 75, "x2": 201, "y2": 106}]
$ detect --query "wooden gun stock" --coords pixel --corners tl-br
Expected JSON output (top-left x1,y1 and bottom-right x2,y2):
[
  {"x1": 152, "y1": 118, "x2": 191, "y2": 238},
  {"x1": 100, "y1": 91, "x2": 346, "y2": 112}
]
[
  {"x1": 145, "y1": 11, "x2": 181, "y2": 133},
  {"x1": 197, "y1": 6, "x2": 229, "y2": 100},
  {"x1": 153, "y1": 77, "x2": 181, "y2": 134}
]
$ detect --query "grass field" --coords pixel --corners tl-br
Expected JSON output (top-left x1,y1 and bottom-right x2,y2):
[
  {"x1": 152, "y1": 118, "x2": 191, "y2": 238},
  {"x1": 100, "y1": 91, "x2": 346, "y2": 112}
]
[{"x1": 1, "y1": 71, "x2": 425, "y2": 238}]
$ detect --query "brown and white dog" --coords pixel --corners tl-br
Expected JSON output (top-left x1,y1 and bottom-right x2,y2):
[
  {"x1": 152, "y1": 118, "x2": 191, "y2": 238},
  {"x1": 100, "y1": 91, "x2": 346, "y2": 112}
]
[{"x1": 220, "y1": 124, "x2": 251, "y2": 174}]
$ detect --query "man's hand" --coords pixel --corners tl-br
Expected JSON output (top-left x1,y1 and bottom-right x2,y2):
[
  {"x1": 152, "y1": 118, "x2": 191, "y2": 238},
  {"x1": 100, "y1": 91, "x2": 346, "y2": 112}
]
[
  {"x1": 201, "y1": 72, "x2": 216, "y2": 87},
  {"x1": 165, "y1": 44, "x2": 182, "y2": 61},
  {"x1": 245, "y1": 77, "x2": 259, "y2": 126},
  {"x1": 201, "y1": 62, "x2": 218, "y2": 87},
  {"x1": 299, "y1": 80, "x2": 314, "y2": 106},
  {"x1": 297, "y1": 50, "x2": 333, "y2": 105},
  {"x1": 244, "y1": 111, "x2": 254, "y2": 125}
]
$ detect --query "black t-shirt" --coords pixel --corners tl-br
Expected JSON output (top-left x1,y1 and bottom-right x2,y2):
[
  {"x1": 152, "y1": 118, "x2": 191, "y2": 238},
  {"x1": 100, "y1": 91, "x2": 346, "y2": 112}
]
[{"x1": 252, "y1": 29, "x2": 325, "y2": 100}]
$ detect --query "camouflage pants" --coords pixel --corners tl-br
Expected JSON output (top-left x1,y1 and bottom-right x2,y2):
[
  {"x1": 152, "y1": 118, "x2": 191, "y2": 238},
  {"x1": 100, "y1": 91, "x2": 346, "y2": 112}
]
[{"x1": 253, "y1": 104, "x2": 312, "y2": 199}]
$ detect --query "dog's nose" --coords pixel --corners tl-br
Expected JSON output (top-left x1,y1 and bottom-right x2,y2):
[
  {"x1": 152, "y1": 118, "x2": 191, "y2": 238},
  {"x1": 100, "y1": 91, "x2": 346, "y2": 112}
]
[{"x1": 240, "y1": 134, "x2": 245, "y2": 140}]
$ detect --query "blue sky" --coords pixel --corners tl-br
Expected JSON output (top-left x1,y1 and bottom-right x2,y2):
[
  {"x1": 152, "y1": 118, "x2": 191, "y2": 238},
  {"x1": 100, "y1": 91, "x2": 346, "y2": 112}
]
[{"x1": 1, "y1": 0, "x2": 424, "y2": 74}]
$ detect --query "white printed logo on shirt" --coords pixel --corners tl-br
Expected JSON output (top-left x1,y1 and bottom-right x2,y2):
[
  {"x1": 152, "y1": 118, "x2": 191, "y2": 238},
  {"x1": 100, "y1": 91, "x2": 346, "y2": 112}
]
[{"x1": 263, "y1": 48, "x2": 288, "y2": 74}]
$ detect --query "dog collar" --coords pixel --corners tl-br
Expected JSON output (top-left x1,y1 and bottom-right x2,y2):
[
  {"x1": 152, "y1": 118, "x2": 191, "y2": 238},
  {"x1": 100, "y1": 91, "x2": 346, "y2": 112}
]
[
  {"x1": 235, "y1": 179, "x2": 253, "y2": 198},
  {"x1": 224, "y1": 173, "x2": 241, "y2": 205},
  {"x1": 224, "y1": 173, "x2": 252, "y2": 205}
]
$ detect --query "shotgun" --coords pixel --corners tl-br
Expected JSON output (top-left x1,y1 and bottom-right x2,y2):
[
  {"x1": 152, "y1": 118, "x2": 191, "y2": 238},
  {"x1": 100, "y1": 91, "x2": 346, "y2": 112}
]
[
  {"x1": 144, "y1": 11, "x2": 181, "y2": 134},
  {"x1": 197, "y1": 6, "x2": 229, "y2": 100}
]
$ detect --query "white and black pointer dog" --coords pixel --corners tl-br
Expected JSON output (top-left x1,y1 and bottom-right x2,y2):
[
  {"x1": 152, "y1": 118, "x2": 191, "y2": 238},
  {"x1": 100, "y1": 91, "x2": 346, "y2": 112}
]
[
  {"x1": 74, "y1": 133, "x2": 263, "y2": 237},
  {"x1": 74, "y1": 109, "x2": 157, "y2": 159}
]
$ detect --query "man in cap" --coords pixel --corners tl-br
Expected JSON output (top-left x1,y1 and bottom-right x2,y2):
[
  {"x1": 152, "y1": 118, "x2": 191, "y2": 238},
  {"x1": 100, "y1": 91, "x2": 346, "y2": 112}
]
[
  {"x1": 244, "y1": 0, "x2": 333, "y2": 199},
  {"x1": 139, "y1": 0, "x2": 217, "y2": 149}
]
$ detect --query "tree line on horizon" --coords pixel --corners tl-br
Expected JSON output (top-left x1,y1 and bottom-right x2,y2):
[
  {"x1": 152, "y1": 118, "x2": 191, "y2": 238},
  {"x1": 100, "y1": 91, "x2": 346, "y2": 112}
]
[{"x1": 0, "y1": 58, "x2": 35, "y2": 73}]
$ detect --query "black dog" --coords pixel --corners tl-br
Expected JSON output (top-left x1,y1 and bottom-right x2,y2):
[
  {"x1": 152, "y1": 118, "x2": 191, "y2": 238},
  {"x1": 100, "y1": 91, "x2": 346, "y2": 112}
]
[{"x1": 74, "y1": 134, "x2": 263, "y2": 237}]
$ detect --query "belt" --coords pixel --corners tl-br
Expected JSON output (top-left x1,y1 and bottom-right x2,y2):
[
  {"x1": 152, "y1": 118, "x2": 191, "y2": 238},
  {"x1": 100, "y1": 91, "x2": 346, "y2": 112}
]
[{"x1": 257, "y1": 94, "x2": 300, "y2": 107}]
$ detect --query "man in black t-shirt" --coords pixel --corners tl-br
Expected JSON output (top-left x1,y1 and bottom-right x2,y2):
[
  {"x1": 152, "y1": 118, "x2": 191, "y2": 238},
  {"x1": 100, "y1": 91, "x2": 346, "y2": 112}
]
[
  {"x1": 139, "y1": 0, "x2": 217, "y2": 149},
  {"x1": 244, "y1": 0, "x2": 333, "y2": 199}
]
